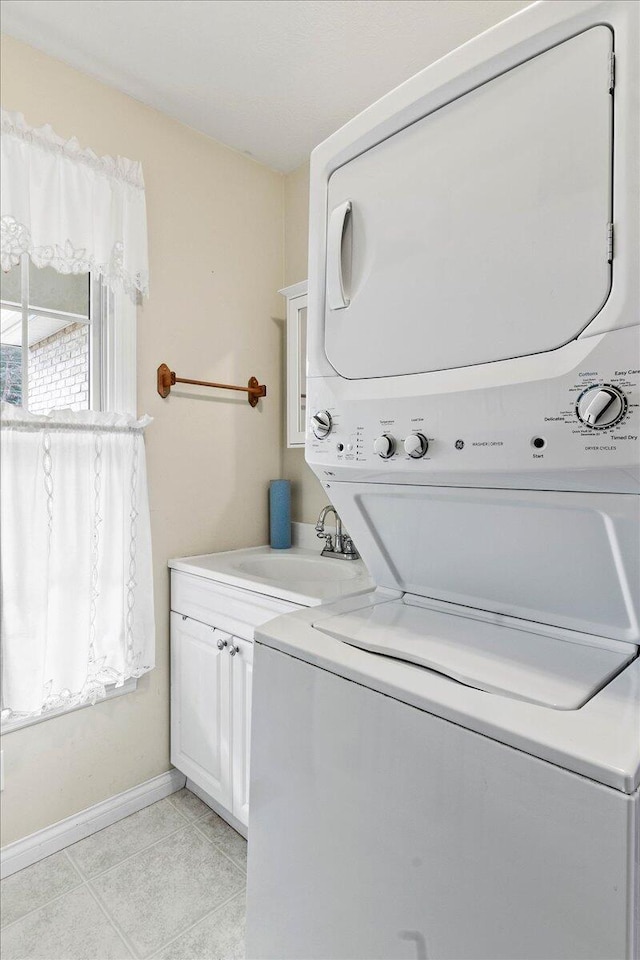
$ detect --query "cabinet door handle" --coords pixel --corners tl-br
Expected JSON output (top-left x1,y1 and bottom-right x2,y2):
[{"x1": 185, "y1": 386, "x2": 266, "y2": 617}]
[
  {"x1": 217, "y1": 638, "x2": 228, "y2": 651},
  {"x1": 229, "y1": 644, "x2": 239, "y2": 657}
]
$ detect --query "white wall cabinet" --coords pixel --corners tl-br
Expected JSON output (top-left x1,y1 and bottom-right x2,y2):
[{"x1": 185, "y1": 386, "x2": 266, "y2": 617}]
[
  {"x1": 279, "y1": 280, "x2": 308, "y2": 447},
  {"x1": 170, "y1": 570, "x2": 302, "y2": 832}
]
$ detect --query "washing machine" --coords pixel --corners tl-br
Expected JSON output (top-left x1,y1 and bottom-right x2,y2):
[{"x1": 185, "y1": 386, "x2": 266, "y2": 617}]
[{"x1": 246, "y1": 2, "x2": 640, "y2": 957}]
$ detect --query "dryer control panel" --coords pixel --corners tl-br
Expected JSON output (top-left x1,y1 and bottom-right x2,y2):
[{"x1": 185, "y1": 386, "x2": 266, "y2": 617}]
[{"x1": 305, "y1": 327, "x2": 640, "y2": 494}]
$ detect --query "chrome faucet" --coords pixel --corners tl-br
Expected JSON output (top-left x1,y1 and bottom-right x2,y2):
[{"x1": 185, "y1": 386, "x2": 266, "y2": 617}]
[{"x1": 315, "y1": 506, "x2": 359, "y2": 560}]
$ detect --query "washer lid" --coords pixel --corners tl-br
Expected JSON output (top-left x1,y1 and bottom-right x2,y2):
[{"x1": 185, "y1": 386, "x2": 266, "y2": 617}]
[{"x1": 314, "y1": 598, "x2": 637, "y2": 710}]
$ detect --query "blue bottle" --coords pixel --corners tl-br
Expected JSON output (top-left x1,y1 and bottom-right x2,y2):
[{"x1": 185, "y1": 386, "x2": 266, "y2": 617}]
[{"x1": 269, "y1": 479, "x2": 291, "y2": 549}]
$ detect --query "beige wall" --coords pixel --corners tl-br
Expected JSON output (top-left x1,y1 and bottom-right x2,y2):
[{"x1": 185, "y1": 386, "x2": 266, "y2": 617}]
[
  {"x1": 0, "y1": 34, "x2": 286, "y2": 845},
  {"x1": 283, "y1": 162, "x2": 311, "y2": 286},
  {"x1": 282, "y1": 161, "x2": 328, "y2": 524}
]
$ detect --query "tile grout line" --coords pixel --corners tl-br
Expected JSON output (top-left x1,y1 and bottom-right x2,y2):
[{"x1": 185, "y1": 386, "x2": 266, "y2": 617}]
[
  {"x1": 64, "y1": 846, "x2": 89, "y2": 882},
  {"x1": 164, "y1": 793, "x2": 215, "y2": 824},
  {"x1": 192, "y1": 821, "x2": 247, "y2": 875},
  {"x1": 165, "y1": 789, "x2": 248, "y2": 839},
  {"x1": 84, "y1": 878, "x2": 140, "y2": 960},
  {"x1": 66, "y1": 796, "x2": 245, "y2": 887},
  {"x1": 147, "y1": 888, "x2": 246, "y2": 959},
  {"x1": 146, "y1": 794, "x2": 192, "y2": 825},
  {"x1": 0, "y1": 797, "x2": 245, "y2": 952},
  {"x1": 88, "y1": 844, "x2": 245, "y2": 960},
  {"x1": 0, "y1": 880, "x2": 87, "y2": 933},
  {"x1": 2, "y1": 882, "x2": 86, "y2": 933},
  {"x1": 0, "y1": 853, "x2": 87, "y2": 933},
  {"x1": 83, "y1": 820, "x2": 244, "y2": 958},
  {"x1": 68, "y1": 819, "x2": 195, "y2": 883},
  {"x1": 12, "y1": 796, "x2": 195, "y2": 890}
]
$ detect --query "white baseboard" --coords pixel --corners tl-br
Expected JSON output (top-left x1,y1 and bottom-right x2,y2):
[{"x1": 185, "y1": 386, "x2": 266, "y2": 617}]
[{"x1": 0, "y1": 768, "x2": 186, "y2": 879}]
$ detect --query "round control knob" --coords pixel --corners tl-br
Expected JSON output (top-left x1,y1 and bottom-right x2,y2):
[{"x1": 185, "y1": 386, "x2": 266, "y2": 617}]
[
  {"x1": 404, "y1": 433, "x2": 428, "y2": 458},
  {"x1": 373, "y1": 434, "x2": 396, "y2": 459},
  {"x1": 576, "y1": 385, "x2": 626, "y2": 429},
  {"x1": 312, "y1": 410, "x2": 332, "y2": 439}
]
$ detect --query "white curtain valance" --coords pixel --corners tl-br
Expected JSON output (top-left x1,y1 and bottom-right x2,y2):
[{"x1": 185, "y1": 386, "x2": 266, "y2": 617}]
[
  {"x1": 0, "y1": 110, "x2": 149, "y2": 299},
  {"x1": 0, "y1": 404, "x2": 155, "y2": 723}
]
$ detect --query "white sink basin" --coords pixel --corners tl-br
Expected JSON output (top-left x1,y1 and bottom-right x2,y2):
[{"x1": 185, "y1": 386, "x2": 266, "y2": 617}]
[
  {"x1": 237, "y1": 555, "x2": 360, "y2": 583},
  {"x1": 169, "y1": 544, "x2": 374, "y2": 606}
]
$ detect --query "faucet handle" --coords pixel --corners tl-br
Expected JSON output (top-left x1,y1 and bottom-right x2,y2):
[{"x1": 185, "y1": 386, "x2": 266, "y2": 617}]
[{"x1": 343, "y1": 536, "x2": 359, "y2": 559}]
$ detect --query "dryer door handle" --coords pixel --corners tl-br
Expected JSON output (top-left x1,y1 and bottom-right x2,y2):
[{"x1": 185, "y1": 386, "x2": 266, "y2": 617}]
[{"x1": 327, "y1": 200, "x2": 352, "y2": 310}]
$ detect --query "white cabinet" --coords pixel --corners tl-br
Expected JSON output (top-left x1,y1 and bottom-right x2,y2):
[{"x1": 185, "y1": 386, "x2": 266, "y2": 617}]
[
  {"x1": 170, "y1": 614, "x2": 232, "y2": 810},
  {"x1": 170, "y1": 570, "x2": 302, "y2": 831},
  {"x1": 279, "y1": 281, "x2": 308, "y2": 447}
]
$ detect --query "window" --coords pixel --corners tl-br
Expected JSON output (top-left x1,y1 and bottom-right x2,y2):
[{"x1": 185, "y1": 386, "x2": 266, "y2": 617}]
[
  {"x1": 0, "y1": 255, "x2": 136, "y2": 416},
  {"x1": 1, "y1": 112, "x2": 148, "y2": 733},
  {"x1": 0, "y1": 255, "x2": 101, "y2": 413},
  {"x1": 0, "y1": 260, "x2": 139, "y2": 733}
]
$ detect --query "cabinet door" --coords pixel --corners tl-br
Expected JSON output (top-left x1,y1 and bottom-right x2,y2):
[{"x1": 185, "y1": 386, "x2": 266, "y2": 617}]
[
  {"x1": 231, "y1": 637, "x2": 254, "y2": 827},
  {"x1": 287, "y1": 294, "x2": 307, "y2": 448},
  {"x1": 280, "y1": 280, "x2": 308, "y2": 449},
  {"x1": 170, "y1": 613, "x2": 232, "y2": 808}
]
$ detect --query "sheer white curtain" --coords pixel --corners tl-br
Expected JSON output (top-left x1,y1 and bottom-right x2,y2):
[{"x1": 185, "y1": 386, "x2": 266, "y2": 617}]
[
  {"x1": 1, "y1": 109, "x2": 148, "y2": 299},
  {"x1": 1, "y1": 405, "x2": 155, "y2": 721},
  {"x1": 0, "y1": 112, "x2": 153, "y2": 723}
]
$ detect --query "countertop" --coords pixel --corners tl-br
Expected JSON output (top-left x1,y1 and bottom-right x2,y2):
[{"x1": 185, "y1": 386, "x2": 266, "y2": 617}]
[{"x1": 168, "y1": 544, "x2": 374, "y2": 607}]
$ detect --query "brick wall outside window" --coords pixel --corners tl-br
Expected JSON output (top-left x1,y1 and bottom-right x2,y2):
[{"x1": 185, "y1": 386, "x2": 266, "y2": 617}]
[{"x1": 28, "y1": 322, "x2": 89, "y2": 414}]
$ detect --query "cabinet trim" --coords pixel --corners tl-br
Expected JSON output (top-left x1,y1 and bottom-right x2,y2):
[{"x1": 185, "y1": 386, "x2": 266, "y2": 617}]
[
  {"x1": 280, "y1": 280, "x2": 308, "y2": 448},
  {"x1": 171, "y1": 570, "x2": 301, "y2": 641},
  {"x1": 231, "y1": 636, "x2": 254, "y2": 827},
  {"x1": 279, "y1": 281, "x2": 308, "y2": 299}
]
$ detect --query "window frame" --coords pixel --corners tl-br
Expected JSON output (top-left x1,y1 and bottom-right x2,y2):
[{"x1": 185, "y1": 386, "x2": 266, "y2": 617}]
[
  {"x1": 1, "y1": 255, "x2": 136, "y2": 417},
  {"x1": 99, "y1": 280, "x2": 137, "y2": 417}
]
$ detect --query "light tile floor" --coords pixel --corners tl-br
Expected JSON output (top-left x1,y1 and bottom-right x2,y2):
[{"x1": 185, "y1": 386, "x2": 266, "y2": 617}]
[{"x1": 0, "y1": 789, "x2": 246, "y2": 960}]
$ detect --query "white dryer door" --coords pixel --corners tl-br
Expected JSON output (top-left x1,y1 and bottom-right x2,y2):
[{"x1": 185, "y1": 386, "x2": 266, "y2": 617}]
[{"x1": 324, "y1": 26, "x2": 613, "y2": 379}]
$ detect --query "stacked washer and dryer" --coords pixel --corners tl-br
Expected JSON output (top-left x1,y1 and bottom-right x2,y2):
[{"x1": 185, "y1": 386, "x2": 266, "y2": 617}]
[{"x1": 247, "y1": 2, "x2": 640, "y2": 958}]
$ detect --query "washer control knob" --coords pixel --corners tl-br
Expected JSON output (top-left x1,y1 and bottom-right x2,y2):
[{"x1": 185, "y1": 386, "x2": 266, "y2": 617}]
[
  {"x1": 577, "y1": 386, "x2": 626, "y2": 428},
  {"x1": 373, "y1": 434, "x2": 396, "y2": 459},
  {"x1": 404, "y1": 433, "x2": 429, "y2": 458},
  {"x1": 312, "y1": 410, "x2": 332, "y2": 439}
]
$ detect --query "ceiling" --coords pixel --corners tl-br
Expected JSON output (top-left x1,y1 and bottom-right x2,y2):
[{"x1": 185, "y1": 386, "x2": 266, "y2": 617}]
[{"x1": 1, "y1": 0, "x2": 531, "y2": 172}]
